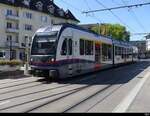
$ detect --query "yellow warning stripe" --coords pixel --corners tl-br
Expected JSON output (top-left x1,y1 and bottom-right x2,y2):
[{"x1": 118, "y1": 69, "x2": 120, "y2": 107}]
[{"x1": 80, "y1": 38, "x2": 112, "y2": 45}]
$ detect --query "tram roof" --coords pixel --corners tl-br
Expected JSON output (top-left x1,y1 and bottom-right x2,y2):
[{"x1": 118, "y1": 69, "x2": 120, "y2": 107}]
[{"x1": 36, "y1": 23, "x2": 132, "y2": 47}]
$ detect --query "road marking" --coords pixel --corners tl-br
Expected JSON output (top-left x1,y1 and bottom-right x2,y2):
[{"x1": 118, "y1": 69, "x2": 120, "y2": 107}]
[
  {"x1": 0, "y1": 101, "x2": 10, "y2": 106},
  {"x1": 112, "y1": 67, "x2": 150, "y2": 113}
]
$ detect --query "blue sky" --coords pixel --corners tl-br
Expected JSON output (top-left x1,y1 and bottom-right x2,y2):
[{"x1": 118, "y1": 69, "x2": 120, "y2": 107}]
[{"x1": 55, "y1": 0, "x2": 150, "y2": 41}]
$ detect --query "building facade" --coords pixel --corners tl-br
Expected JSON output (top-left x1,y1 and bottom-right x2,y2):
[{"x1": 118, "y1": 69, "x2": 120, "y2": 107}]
[
  {"x1": 130, "y1": 40, "x2": 146, "y2": 53},
  {"x1": 145, "y1": 34, "x2": 150, "y2": 51},
  {"x1": 0, "y1": 0, "x2": 79, "y2": 60}
]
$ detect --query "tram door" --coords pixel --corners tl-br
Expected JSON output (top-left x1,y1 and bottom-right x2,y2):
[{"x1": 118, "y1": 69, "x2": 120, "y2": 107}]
[
  {"x1": 95, "y1": 43, "x2": 101, "y2": 70},
  {"x1": 66, "y1": 37, "x2": 74, "y2": 76},
  {"x1": 95, "y1": 43, "x2": 101, "y2": 63}
]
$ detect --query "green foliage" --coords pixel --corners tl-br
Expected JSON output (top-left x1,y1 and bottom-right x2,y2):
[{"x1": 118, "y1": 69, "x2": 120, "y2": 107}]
[
  {"x1": 91, "y1": 24, "x2": 130, "y2": 42},
  {"x1": 0, "y1": 60, "x2": 22, "y2": 66}
]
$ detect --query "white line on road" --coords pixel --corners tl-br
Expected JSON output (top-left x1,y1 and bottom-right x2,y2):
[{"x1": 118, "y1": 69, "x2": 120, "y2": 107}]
[
  {"x1": 0, "y1": 101, "x2": 10, "y2": 106},
  {"x1": 112, "y1": 67, "x2": 150, "y2": 113}
]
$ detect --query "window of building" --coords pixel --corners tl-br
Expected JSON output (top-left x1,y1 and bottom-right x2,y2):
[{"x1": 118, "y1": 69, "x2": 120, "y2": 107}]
[
  {"x1": 51, "y1": 19, "x2": 55, "y2": 25},
  {"x1": 47, "y1": 5, "x2": 55, "y2": 14},
  {"x1": 6, "y1": 22, "x2": 12, "y2": 28},
  {"x1": 58, "y1": 9, "x2": 64, "y2": 17},
  {"x1": 41, "y1": 16, "x2": 47, "y2": 23},
  {"x1": 16, "y1": 36, "x2": 19, "y2": 42},
  {"x1": 24, "y1": 12, "x2": 32, "y2": 19},
  {"x1": 23, "y1": 0, "x2": 30, "y2": 7},
  {"x1": 36, "y1": 1, "x2": 43, "y2": 11},
  {"x1": 0, "y1": 51, "x2": 5, "y2": 58},
  {"x1": 6, "y1": 9, "x2": 13, "y2": 15},
  {"x1": 24, "y1": 24, "x2": 32, "y2": 31},
  {"x1": 7, "y1": 35, "x2": 12, "y2": 41}
]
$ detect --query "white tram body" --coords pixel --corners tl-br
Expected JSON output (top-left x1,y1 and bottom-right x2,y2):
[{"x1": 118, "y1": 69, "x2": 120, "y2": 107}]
[{"x1": 30, "y1": 23, "x2": 138, "y2": 79}]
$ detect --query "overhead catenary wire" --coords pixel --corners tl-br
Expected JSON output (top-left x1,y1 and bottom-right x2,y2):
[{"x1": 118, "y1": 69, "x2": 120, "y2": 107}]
[
  {"x1": 121, "y1": 0, "x2": 147, "y2": 32},
  {"x1": 84, "y1": 0, "x2": 104, "y2": 23},
  {"x1": 93, "y1": 0, "x2": 135, "y2": 32},
  {"x1": 59, "y1": 0, "x2": 103, "y2": 23},
  {"x1": 83, "y1": 1, "x2": 150, "y2": 13}
]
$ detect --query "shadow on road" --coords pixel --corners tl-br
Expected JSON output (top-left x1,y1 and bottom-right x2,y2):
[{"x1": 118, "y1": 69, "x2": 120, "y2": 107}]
[{"x1": 51, "y1": 60, "x2": 150, "y2": 86}]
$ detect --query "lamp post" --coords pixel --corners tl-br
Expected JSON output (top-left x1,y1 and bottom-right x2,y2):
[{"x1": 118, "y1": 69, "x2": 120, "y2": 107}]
[
  {"x1": 97, "y1": 23, "x2": 101, "y2": 35},
  {"x1": 9, "y1": 38, "x2": 12, "y2": 61},
  {"x1": 24, "y1": 34, "x2": 29, "y2": 75}
]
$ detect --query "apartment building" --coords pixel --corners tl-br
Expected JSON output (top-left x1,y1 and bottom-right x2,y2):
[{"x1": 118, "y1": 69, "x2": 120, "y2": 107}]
[
  {"x1": 130, "y1": 40, "x2": 146, "y2": 53},
  {"x1": 145, "y1": 34, "x2": 150, "y2": 51},
  {"x1": 0, "y1": 0, "x2": 79, "y2": 60}
]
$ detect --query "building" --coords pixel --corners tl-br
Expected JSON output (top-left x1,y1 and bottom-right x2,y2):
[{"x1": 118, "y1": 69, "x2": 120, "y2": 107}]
[
  {"x1": 0, "y1": 0, "x2": 79, "y2": 60},
  {"x1": 130, "y1": 40, "x2": 146, "y2": 53},
  {"x1": 145, "y1": 34, "x2": 150, "y2": 51}
]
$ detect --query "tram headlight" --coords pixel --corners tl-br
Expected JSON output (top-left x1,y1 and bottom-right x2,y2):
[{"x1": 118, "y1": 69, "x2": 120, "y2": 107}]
[
  {"x1": 30, "y1": 58, "x2": 33, "y2": 62},
  {"x1": 51, "y1": 58, "x2": 54, "y2": 62},
  {"x1": 48, "y1": 58, "x2": 54, "y2": 62}
]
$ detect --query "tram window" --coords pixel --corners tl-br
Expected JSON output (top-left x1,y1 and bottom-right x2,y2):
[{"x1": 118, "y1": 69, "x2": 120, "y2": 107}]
[
  {"x1": 126, "y1": 48, "x2": 129, "y2": 58},
  {"x1": 122, "y1": 47, "x2": 125, "y2": 59},
  {"x1": 69, "y1": 39, "x2": 72, "y2": 55},
  {"x1": 91, "y1": 41, "x2": 94, "y2": 55},
  {"x1": 115, "y1": 46, "x2": 122, "y2": 56},
  {"x1": 85, "y1": 40, "x2": 91, "y2": 55},
  {"x1": 115, "y1": 46, "x2": 119, "y2": 55},
  {"x1": 102, "y1": 44, "x2": 112, "y2": 61},
  {"x1": 61, "y1": 39, "x2": 67, "y2": 55},
  {"x1": 80, "y1": 39, "x2": 93, "y2": 55},
  {"x1": 80, "y1": 39, "x2": 85, "y2": 55}
]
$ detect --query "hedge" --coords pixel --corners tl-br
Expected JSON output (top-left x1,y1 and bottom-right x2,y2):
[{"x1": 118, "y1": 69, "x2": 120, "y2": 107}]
[{"x1": 0, "y1": 60, "x2": 23, "y2": 66}]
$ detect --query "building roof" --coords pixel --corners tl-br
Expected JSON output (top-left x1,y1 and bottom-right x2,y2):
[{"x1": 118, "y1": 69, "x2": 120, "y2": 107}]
[
  {"x1": 145, "y1": 34, "x2": 150, "y2": 39},
  {"x1": 0, "y1": 0, "x2": 80, "y2": 22}
]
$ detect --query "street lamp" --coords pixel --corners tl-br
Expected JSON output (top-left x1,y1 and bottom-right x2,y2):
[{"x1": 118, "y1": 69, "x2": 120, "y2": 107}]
[
  {"x1": 97, "y1": 23, "x2": 101, "y2": 35},
  {"x1": 24, "y1": 34, "x2": 29, "y2": 75},
  {"x1": 9, "y1": 37, "x2": 12, "y2": 61}
]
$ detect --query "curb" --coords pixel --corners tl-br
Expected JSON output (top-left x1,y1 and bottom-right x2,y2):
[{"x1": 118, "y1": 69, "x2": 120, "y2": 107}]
[{"x1": 0, "y1": 70, "x2": 30, "y2": 79}]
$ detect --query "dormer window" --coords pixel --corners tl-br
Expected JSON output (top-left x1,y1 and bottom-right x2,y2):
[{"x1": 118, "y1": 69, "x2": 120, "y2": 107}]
[
  {"x1": 23, "y1": 0, "x2": 30, "y2": 7},
  {"x1": 47, "y1": 5, "x2": 55, "y2": 14},
  {"x1": 58, "y1": 9, "x2": 64, "y2": 17},
  {"x1": 36, "y1": 1, "x2": 43, "y2": 11}
]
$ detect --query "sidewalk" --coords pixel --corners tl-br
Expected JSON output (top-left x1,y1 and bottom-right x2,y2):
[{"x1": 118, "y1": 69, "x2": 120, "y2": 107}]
[
  {"x1": 0, "y1": 66, "x2": 30, "y2": 79},
  {"x1": 127, "y1": 71, "x2": 150, "y2": 112}
]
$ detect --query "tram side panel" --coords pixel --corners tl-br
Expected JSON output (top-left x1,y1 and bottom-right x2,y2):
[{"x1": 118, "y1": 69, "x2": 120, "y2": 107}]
[
  {"x1": 56, "y1": 28, "x2": 96, "y2": 78},
  {"x1": 56, "y1": 28, "x2": 114, "y2": 79}
]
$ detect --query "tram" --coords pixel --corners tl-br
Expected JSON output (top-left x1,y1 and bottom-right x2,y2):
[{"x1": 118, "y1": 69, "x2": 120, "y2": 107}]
[{"x1": 29, "y1": 23, "x2": 138, "y2": 79}]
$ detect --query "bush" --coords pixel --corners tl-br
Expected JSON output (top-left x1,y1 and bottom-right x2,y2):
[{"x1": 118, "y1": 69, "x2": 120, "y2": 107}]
[{"x1": 0, "y1": 60, "x2": 23, "y2": 66}]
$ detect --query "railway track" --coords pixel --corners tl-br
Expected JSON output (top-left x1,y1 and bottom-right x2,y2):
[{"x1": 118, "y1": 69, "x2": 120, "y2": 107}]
[{"x1": 0, "y1": 61, "x2": 149, "y2": 113}]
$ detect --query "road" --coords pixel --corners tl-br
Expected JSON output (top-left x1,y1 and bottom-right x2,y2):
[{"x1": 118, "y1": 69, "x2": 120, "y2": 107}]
[{"x1": 0, "y1": 60, "x2": 150, "y2": 113}]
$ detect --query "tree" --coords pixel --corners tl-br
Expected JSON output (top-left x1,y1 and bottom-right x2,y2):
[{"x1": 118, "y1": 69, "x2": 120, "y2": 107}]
[{"x1": 91, "y1": 24, "x2": 130, "y2": 42}]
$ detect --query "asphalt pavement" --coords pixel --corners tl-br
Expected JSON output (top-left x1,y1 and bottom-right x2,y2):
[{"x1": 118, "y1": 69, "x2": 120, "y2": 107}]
[{"x1": 0, "y1": 59, "x2": 149, "y2": 113}]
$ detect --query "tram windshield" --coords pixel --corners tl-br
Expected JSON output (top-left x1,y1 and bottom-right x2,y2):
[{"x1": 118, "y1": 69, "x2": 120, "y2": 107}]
[{"x1": 31, "y1": 35, "x2": 57, "y2": 55}]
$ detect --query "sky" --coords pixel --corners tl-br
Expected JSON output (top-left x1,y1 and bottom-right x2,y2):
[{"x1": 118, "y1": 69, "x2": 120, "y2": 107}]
[{"x1": 54, "y1": 0, "x2": 150, "y2": 41}]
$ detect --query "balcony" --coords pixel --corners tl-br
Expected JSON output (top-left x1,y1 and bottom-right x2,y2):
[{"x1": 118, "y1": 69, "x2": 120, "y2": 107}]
[
  {"x1": 6, "y1": 14, "x2": 19, "y2": 21},
  {"x1": 6, "y1": 41, "x2": 20, "y2": 48},
  {"x1": 6, "y1": 28, "x2": 19, "y2": 34}
]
